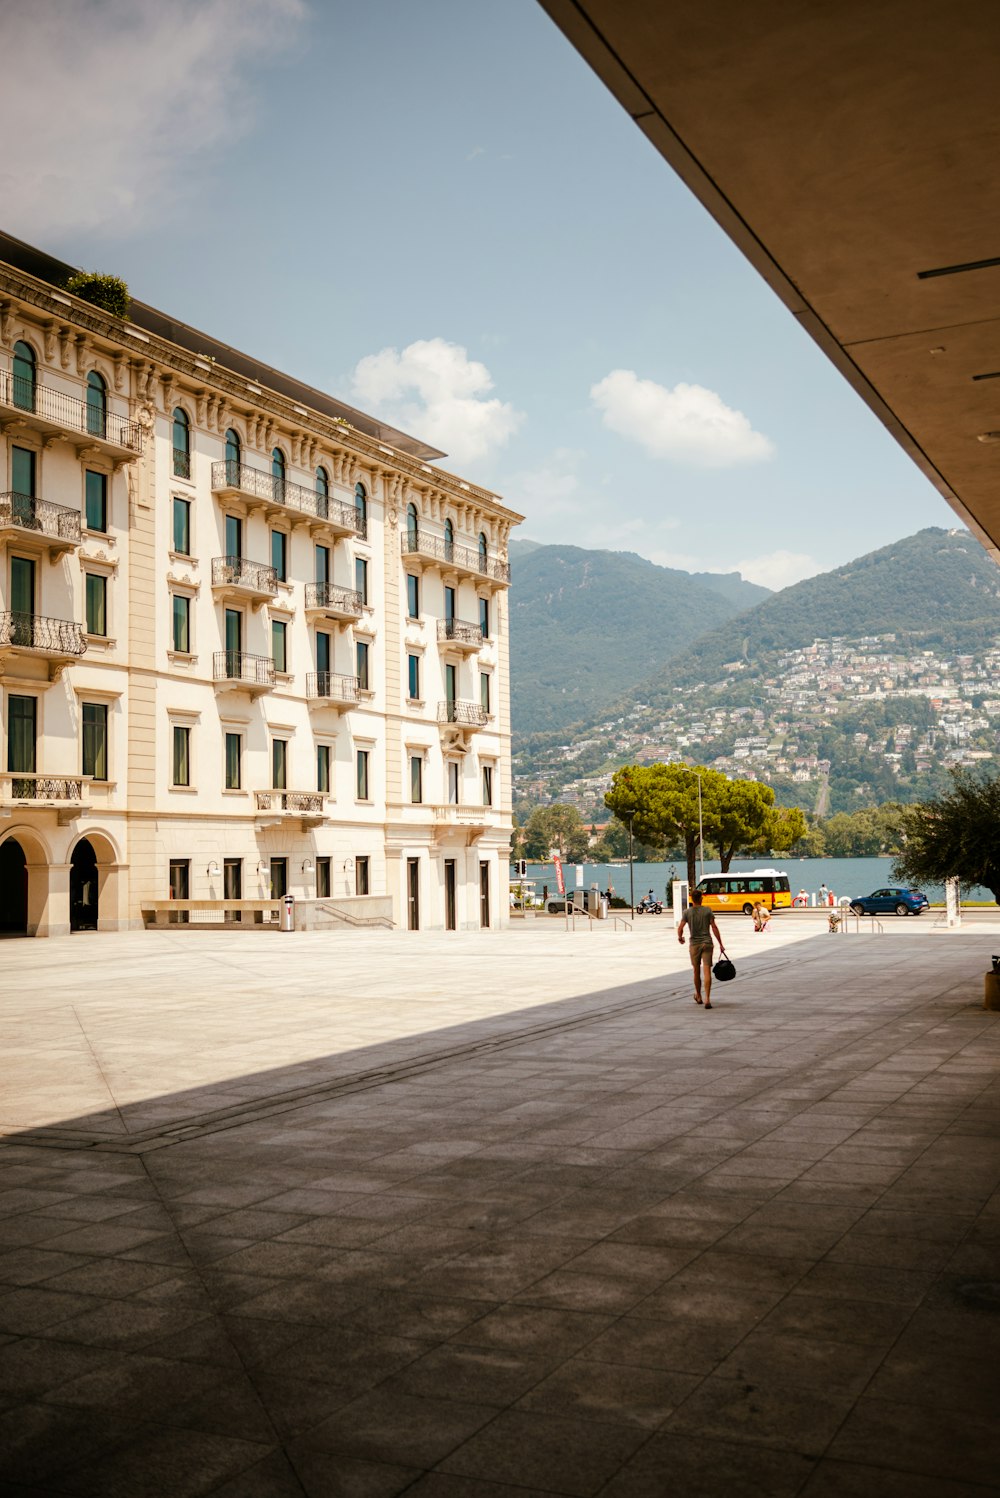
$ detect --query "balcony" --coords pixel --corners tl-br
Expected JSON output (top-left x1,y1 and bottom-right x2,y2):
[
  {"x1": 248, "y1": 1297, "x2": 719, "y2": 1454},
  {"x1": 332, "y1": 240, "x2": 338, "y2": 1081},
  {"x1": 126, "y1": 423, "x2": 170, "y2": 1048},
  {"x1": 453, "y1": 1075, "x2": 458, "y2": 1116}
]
[
  {"x1": 437, "y1": 617, "x2": 484, "y2": 654},
  {"x1": 400, "y1": 530, "x2": 510, "y2": 585},
  {"x1": 437, "y1": 700, "x2": 489, "y2": 733},
  {"x1": 0, "y1": 771, "x2": 105, "y2": 823},
  {"x1": 431, "y1": 803, "x2": 495, "y2": 843},
  {"x1": 0, "y1": 370, "x2": 143, "y2": 461},
  {"x1": 304, "y1": 581, "x2": 364, "y2": 622},
  {"x1": 213, "y1": 650, "x2": 275, "y2": 699},
  {"x1": 0, "y1": 492, "x2": 82, "y2": 557},
  {"x1": 0, "y1": 612, "x2": 86, "y2": 679},
  {"x1": 306, "y1": 671, "x2": 360, "y2": 710},
  {"x1": 211, "y1": 461, "x2": 366, "y2": 537},
  {"x1": 211, "y1": 555, "x2": 278, "y2": 606},
  {"x1": 255, "y1": 789, "x2": 325, "y2": 828}
]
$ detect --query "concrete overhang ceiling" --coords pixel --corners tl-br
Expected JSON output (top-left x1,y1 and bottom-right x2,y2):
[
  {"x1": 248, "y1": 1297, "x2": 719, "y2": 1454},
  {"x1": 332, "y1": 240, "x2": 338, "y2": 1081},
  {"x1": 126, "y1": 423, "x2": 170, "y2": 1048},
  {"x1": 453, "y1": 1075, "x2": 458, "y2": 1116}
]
[{"x1": 539, "y1": 0, "x2": 1000, "y2": 563}]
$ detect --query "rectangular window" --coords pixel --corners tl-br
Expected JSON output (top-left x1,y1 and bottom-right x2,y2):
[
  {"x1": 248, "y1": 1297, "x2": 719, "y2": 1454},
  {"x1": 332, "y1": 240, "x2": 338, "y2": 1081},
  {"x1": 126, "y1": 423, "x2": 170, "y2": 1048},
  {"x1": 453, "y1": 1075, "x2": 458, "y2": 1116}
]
[
  {"x1": 410, "y1": 754, "x2": 422, "y2": 804},
  {"x1": 445, "y1": 585, "x2": 456, "y2": 622},
  {"x1": 225, "y1": 513, "x2": 242, "y2": 558},
  {"x1": 356, "y1": 748, "x2": 370, "y2": 800},
  {"x1": 82, "y1": 702, "x2": 108, "y2": 781},
  {"x1": 224, "y1": 731, "x2": 241, "y2": 790},
  {"x1": 356, "y1": 856, "x2": 370, "y2": 896},
  {"x1": 482, "y1": 764, "x2": 493, "y2": 806},
  {"x1": 356, "y1": 640, "x2": 370, "y2": 690},
  {"x1": 85, "y1": 470, "x2": 107, "y2": 532},
  {"x1": 445, "y1": 662, "x2": 456, "y2": 705},
  {"x1": 406, "y1": 573, "x2": 419, "y2": 619},
  {"x1": 85, "y1": 573, "x2": 107, "y2": 637},
  {"x1": 12, "y1": 446, "x2": 35, "y2": 498},
  {"x1": 316, "y1": 856, "x2": 331, "y2": 898},
  {"x1": 172, "y1": 594, "x2": 190, "y2": 654},
  {"x1": 480, "y1": 672, "x2": 491, "y2": 714},
  {"x1": 271, "y1": 529, "x2": 287, "y2": 581},
  {"x1": 317, "y1": 742, "x2": 331, "y2": 793},
  {"x1": 272, "y1": 618, "x2": 287, "y2": 673},
  {"x1": 315, "y1": 544, "x2": 329, "y2": 585},
  {"x1": 355, "y1": 557, "x2": 369, "y2": 605},
  {"x1": 7, "y1": 695, "x2": 36, "y2": 774},
  {"x1": 168, "y1": 859, "x2": 190, "y2": 900},
  {"x1": 172, "y1": 497, "x2": 191, "y2": 555},
  {"x1": 316, "y1": 630, "x2": 331, "y2": 674},
  {"x1": 479, "y1": 596, "x2": 490, "y2": 639},
  {"x1": 272, "y1": 738, "x2": 287, "y2": 790},
  {"x1": 407, "y1": 652, "x2": 420, "y2": 701},
  {"x1": 448, "y1": 760, "x2": 459, "y2": 805},
  {"x1": 172, "y1": 724, "x2": 190, "y2": 787}
]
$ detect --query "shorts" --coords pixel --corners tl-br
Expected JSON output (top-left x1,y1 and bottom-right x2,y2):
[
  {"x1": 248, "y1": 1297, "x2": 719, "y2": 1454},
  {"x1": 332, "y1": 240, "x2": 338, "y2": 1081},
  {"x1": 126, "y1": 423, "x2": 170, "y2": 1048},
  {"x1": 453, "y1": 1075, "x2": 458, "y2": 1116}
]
[{"x1": 689, "y1": 940, "x2": 713, "y2": 966}]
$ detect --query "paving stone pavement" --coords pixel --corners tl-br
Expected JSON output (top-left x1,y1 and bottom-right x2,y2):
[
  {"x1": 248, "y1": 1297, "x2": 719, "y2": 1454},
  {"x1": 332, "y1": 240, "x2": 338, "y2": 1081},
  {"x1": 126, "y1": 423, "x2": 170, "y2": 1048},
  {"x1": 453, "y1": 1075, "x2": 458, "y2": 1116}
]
[{"x1": 1, "y1": 923, "x2": 999, "y2": 1495}]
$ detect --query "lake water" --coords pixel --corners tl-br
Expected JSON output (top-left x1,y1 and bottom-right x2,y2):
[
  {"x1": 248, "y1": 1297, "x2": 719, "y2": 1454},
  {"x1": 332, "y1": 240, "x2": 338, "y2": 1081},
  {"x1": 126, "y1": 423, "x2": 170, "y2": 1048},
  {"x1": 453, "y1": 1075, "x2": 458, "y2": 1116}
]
[{"x1": 516, "y1": 857, "x2": 997, "y2": 907}]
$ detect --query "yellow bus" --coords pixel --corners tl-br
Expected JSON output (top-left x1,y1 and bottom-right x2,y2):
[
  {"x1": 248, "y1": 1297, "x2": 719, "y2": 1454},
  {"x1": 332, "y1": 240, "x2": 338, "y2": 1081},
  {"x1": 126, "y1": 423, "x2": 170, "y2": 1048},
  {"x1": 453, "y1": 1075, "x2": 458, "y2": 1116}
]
[{"x1": 693, "y1": 868, "x2": 792, "y2": 915}]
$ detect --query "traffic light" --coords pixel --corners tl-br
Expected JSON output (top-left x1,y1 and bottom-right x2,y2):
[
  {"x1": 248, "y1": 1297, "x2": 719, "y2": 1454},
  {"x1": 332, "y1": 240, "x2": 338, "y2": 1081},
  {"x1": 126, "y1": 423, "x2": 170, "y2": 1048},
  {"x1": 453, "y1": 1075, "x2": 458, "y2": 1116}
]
[{"x1": 515, "y1": 859, "x2": 527, "y2": 877}]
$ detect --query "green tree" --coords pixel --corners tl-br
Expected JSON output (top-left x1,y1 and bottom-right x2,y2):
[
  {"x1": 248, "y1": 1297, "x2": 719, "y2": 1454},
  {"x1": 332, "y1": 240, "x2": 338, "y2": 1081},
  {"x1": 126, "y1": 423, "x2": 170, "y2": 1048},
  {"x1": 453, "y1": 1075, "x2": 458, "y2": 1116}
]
[
  {"x1": 702, "y1": 779, "x2": 775, "y2": 871},
  {"x1": 748, "y1": 804, "x2": 808, "y2": 860},
  {"x1": 892, "y1": 770, "x2": 1000, "y2": 903},
  {"x1": 606, "y1": 763, "x2": 728, "y2": 885},
  {"x1": 522, "y1": 804, "x2": 590, "y2": 862},
  {"x1": 794, "y1": 821, "x2": 827, "y2": 857}
]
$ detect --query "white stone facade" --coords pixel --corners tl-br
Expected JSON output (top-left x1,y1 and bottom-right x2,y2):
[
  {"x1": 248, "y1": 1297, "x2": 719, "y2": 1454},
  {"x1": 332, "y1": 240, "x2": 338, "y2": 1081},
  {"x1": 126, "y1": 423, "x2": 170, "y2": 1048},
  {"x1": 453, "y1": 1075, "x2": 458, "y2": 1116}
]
[{"x1": 0, "y1": 242, "x2": 520, "y2": 936}]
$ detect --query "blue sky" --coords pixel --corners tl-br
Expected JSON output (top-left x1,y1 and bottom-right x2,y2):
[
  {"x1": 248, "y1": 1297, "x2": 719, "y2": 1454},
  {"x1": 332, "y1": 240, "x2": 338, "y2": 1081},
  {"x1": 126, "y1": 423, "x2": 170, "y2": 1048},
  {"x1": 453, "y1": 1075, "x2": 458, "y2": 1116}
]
[{"x1": 2, "y1": 0, "x2": 956, "y2": 589}]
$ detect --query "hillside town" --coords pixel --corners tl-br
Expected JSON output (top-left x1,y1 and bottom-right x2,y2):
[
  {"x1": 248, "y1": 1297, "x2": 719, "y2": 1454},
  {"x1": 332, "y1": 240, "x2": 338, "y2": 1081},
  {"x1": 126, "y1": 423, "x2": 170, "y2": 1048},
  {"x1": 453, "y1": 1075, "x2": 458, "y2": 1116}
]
[{"x1": 515, "y1": 631, "x2": 1000, "y2": 817}]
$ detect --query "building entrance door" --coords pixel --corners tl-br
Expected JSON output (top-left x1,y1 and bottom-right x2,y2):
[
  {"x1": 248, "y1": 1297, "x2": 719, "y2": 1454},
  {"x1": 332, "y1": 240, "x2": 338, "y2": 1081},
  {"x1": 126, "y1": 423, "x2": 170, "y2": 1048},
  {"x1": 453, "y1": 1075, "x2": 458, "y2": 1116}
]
[
  {"x1": 407, "y1": 857, "x2": 420, "y2": 931},
  {"x1": 444, "y1": 859, "x2": 457, "y2": 931},
  {"x1": 70, "y1": 839, "x2": 99, "y2": 932},
  {"x1": 0, "y1": 840, "x2": 27, "y2": 934},
  {"x1": 479, "y1": 861, "x2": 491, "y2": 929}
]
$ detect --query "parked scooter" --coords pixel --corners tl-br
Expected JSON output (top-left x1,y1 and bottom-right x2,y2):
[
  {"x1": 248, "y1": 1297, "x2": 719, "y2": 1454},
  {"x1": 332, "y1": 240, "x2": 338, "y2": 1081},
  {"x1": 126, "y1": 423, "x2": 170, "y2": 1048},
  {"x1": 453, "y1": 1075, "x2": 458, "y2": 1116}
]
[{"x1": 635, "y1": 892, "x2": 664, "y2": 915}]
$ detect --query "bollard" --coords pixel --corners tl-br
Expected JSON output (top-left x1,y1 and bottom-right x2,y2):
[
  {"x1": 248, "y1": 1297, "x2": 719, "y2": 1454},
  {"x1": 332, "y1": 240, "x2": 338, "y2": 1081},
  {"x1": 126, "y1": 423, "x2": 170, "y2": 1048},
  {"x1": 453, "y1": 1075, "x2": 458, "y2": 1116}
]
[
  {"x1": 984, "y1": 973, "x2": 1000, "y2": 1011},
  {"x1": 281, "y1": 893, "x2": 295, "y2": 932}
]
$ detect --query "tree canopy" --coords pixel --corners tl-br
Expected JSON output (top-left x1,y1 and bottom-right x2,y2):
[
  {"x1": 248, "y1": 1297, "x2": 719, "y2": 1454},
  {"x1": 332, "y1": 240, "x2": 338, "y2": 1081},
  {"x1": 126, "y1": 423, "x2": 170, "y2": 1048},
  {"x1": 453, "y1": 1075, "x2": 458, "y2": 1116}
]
[{"x1": 892, "y1": 770, "x2": 1000, "y2": 903}]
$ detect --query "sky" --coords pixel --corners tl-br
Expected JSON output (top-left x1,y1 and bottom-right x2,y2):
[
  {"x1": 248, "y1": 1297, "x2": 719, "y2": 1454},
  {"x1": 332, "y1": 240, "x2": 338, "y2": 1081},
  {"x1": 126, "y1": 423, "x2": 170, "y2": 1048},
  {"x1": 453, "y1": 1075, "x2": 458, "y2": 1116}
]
[{"x1": 0, "y1": 0, "x2": 958, "y2": 591}]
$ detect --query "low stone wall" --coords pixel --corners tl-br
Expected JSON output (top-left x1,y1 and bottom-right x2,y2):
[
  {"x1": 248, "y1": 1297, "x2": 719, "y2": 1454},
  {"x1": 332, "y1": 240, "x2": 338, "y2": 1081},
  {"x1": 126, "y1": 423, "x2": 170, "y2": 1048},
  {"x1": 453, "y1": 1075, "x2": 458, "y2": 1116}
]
[{"x1": 295, "y1": 895, "x2": 394, "y2": 931}]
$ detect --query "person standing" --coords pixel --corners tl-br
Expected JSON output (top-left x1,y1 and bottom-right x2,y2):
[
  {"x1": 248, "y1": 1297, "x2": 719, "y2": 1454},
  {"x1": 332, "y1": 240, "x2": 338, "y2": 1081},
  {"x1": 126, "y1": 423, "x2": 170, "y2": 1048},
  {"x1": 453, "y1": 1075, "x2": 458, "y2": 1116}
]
[
  {"x1": 677, "y1": 890, "x2": 726, "y2": 1009},
  {"x1": 819, "y1": 882, "x2": 829, "y2": 906}
]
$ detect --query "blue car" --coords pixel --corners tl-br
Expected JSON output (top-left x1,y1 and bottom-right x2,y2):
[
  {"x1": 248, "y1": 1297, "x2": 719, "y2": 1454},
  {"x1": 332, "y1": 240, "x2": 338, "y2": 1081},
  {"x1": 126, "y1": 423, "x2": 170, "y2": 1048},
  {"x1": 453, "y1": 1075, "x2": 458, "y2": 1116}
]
[{"x1": 849, "y1": 886, "x2": 929, "y2": 917}]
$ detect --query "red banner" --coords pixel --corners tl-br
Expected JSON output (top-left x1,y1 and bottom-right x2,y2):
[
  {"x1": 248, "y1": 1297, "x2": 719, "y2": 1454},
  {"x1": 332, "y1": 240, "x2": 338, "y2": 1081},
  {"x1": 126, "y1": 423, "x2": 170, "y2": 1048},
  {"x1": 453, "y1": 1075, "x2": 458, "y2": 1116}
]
[{"x1": 553, "y1": 855, "x2": 565, "y2": 896}]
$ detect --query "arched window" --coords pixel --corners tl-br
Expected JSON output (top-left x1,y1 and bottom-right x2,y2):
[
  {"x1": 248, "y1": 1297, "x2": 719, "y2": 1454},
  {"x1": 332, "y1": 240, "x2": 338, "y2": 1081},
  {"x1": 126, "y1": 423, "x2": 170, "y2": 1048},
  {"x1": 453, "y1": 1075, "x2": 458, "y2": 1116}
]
[
  {"x1": 225, "y1": 428, "x2": 241, "y2": 482},
  {"x1": 444, "y1": 518, "x2": 454, "y2": 562},
  {"x1": 478, "y1": 531, "x2": 488, "y2": 571},
  {"x1": 315, "y1": 466, "x2": 329, "y2": 519},
  {"x1": 12, "y1": 341, "x2": 36, "y2": 412},
  {"x1": 354, "y1": 482, "x2": 368, "y2": 536},
  {"x1": 271, "y1": 447, "x2": 286, "y2": 500},
  {"x1": 406, "y1": 501, "x2": 419, "y2": 549},
  {"x1": 86, "y1": 371, "x2": 107, "y2": 438},
  {"x1": 172, "y1": 408, "x2": 190, "y2": 478}
]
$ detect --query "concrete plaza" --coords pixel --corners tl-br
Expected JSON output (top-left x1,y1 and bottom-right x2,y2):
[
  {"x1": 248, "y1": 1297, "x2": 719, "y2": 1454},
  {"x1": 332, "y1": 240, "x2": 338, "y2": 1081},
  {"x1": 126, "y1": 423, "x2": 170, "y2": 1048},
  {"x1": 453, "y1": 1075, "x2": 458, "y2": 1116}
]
[{"x1": 1, "y1": 918, "x2": 999, "y2": 1495}]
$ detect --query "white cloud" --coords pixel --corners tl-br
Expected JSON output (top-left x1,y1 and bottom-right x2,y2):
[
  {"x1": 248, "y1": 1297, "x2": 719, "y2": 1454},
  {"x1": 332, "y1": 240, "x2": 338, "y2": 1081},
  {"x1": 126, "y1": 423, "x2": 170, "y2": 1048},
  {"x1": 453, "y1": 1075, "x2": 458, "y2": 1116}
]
[
  {"x1": 0, "y1": 0, "x2": 305, "y2": 238},
  {"x1": 590, "y1": 369, "x2": 775, "y2": 467},
  {"x1": 735, "y1": 550, "x2": 824, "y2": 590},
  {"x1": 350, "y1": 338, "x2": 522, "y2": 466}
]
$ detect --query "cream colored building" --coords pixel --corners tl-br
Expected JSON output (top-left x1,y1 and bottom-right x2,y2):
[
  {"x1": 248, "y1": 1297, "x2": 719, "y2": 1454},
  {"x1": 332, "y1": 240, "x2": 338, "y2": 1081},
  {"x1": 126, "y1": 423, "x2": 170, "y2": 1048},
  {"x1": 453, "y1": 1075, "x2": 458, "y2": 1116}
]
[{"x1": 0, "y1": 234, "x2": 521, "y2": 937}]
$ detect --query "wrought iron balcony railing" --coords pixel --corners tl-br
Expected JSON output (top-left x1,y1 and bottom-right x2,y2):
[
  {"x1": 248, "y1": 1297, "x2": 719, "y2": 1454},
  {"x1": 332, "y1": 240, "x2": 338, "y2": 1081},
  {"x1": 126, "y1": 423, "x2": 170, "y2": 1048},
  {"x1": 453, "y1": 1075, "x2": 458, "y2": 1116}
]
[
  {"x1": 0, "y1": 492, "x2": 82, "y2": 545},
  {"x1": 173, "y1": 447, "x2": 191, "y2": 479},
  {"x1": 211, "y1": 555, "x2": 278, "y2": 595},
  {"x1": 307, "y1": 671, "x2": 360, "y2": 703},
  {"x1": 400, "y1": 530, "x2": 510, "y2": 583},
  {"x1": 255, "y1": 790, "x2": 325, "y2": 815},
  {"x1": 1, "y1": 772, "x2": 85, "y2": 803},
  {"x1": 304, "y1": 581, "x2": 364, "y2": 616},
  {"x1": 211, "y1": 460, "x2": 366, "y2": 536},
  {"x1": 437, "y1": 618, "x2": 484, "y2": 647},
  {"x1": 437, "y1": 700, "x2": 489, "y2": 727},
  {"x1": 213, "y1": 651, "x2": 275, "y2": 687},
  {"x1": 0, "y1": 370, "x2": 143, "y2": 452},
  {"x1": 0, "y1": 612, "x2": 87, "y2": 657}
]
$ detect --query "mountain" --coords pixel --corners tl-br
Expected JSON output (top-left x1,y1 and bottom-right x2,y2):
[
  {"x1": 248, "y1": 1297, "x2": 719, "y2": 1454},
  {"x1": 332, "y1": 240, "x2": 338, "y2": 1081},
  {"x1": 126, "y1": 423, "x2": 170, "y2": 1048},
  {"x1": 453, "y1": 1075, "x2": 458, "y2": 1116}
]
[
  {"x1": 513, "y1": 528, "x2": 1000, "y2": 818},
  {"x1": 507, "y1": 544, "x2": 770, "y2": 734}
]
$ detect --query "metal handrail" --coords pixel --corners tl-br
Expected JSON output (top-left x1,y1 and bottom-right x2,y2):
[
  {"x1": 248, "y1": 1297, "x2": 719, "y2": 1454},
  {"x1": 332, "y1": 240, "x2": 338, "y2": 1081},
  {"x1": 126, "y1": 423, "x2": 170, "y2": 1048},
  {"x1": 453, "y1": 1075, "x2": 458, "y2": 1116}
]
[
  {"x1": 437, "y1": 618, "x2": 484, "y2": 645},
  {"x1": 307, "y1": 670, "x2": 360, "y2": 702},
  {"x1": 0, "y1": 369, "x2": 143, "y2": 452},
  {"x1": 437, "y1": 700, "x2": 489, "y2": 726},
  {"x1": 211, "y1": 460, "x2": 366, "y2": 536},
  {"x1": 0, "y1": 612, "x2": 87, "y2": 656},
  {"x1": 400, "y1": 530, "x2": 510, "y2": 582},
  {"x1": 212, "y1": 650, "x2": 275, "y2": 686},
  {"x1": 211, "y1": 555, "x2": 278, "y2": 594},
  {"x1": 172, "y1": 447, "x2": 191, "y2": 478},
  {"x1": 0, "y1": 492, "x2": 82, "y2": 543},
  {"x1": 304, "y1": 582, "x2": 364, "y2": 614}
]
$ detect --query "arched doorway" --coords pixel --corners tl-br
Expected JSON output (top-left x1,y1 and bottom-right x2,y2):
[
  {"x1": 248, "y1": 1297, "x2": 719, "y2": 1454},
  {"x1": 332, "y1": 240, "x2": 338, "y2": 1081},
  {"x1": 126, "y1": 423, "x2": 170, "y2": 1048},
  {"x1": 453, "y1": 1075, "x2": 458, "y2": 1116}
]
[
  {"x1": 0, "y1": 840, "x2": 28, "y2": 935},
  {"x1": 70, "y1": 839, "x2": 99, "y2": 932}
]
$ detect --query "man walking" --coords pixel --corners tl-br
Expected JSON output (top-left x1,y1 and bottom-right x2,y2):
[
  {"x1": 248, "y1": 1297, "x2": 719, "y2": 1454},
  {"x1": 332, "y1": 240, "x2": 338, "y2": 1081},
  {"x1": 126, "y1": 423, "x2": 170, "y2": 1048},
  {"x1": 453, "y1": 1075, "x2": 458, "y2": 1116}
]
[{"x1": 677, "y1": 890, "x2": 726, "y2": 1009}]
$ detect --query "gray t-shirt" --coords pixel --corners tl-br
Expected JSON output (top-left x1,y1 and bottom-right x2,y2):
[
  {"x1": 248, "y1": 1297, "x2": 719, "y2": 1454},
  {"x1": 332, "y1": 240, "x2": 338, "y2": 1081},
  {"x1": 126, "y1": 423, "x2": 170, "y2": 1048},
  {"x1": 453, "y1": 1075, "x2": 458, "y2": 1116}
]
[{"x1": 686, "y1": 903, "x2": 714, "y2": 942}]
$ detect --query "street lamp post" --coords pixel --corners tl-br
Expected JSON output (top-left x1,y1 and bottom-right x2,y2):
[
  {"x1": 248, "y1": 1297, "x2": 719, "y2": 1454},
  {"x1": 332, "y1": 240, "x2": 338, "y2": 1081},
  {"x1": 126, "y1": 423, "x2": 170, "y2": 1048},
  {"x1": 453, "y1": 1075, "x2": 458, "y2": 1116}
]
[
  {"x1": 623, "y1": 808, "x2": 636, "y2": 916},
  {"x1": 696, "y1": 772, "x2": 704, "y2": 882}
]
